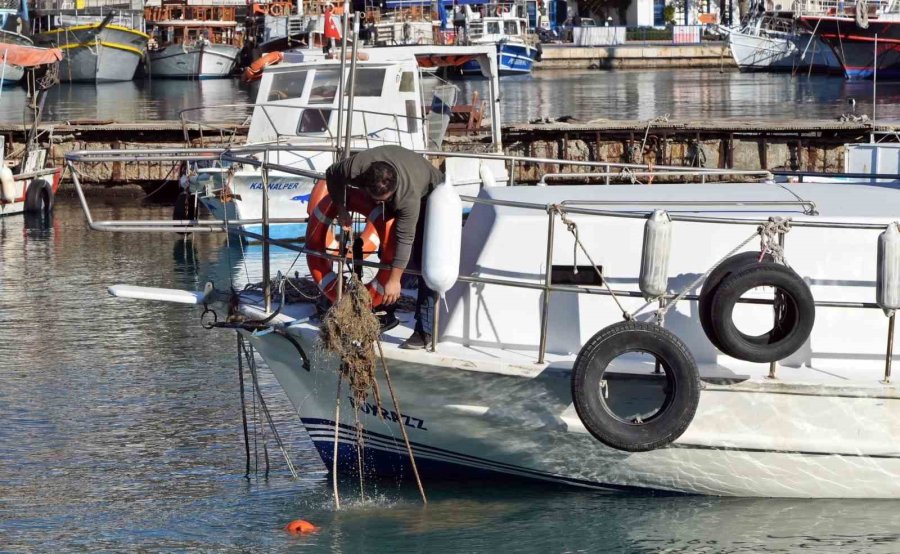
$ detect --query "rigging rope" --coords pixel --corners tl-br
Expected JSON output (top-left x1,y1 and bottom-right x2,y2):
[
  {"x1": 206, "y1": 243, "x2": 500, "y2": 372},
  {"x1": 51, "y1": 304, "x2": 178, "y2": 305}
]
[{"x1": 550, "y1": 205, "x2": 794, "y2": 321}]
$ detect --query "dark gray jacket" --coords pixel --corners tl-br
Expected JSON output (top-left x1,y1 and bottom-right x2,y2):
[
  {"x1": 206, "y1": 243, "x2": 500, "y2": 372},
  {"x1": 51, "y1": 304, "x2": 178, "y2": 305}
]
[{"x1": 325, "y1": 145, "x2": 444, "y2": 269}]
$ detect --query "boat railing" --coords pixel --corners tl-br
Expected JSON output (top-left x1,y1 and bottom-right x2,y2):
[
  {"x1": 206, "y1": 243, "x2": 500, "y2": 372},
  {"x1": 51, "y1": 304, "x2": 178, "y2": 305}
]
[
  {"x1": 179, "y1": 102, "x2": 427, "y2": 151},
  {"x1": 31, "y1": 0, "x2": 144, "y2": 11},
  {"x1": 67, "y1": 145, "x2": 900, "y2": 381},
  {"x1": 794, "y1": 0, "x2": 897, "y2": 17}
]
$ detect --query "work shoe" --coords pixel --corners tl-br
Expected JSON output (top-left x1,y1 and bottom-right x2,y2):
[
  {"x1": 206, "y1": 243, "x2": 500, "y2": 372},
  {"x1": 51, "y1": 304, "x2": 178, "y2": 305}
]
[{"x1": 399, "y1": 331, "x2": 432, "y2": 350}]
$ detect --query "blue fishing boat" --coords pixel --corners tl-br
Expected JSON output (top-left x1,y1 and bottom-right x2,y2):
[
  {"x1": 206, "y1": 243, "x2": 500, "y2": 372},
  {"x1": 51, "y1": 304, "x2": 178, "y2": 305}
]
[{"x1": 460, "y1": 15, "x2": 538, "y2": 76}]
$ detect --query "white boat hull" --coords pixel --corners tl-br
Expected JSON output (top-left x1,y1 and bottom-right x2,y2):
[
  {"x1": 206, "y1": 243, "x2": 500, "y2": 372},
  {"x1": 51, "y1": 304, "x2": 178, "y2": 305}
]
[
  {"x1": 728, "y1": 28, "x2": 840, "y2": 73},
  {"x1": 248, "y1": 327, "x2": 900, "y2": 498},
  {"x1": 149, "y1": 43, "x2": 239, "y2": 79}
]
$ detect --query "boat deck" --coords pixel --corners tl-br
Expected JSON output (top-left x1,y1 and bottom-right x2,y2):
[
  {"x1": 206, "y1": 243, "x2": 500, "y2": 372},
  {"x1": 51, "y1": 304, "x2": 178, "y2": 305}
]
[{"x1": 238, "y1": 293, "x2": 898, "y2": 393}]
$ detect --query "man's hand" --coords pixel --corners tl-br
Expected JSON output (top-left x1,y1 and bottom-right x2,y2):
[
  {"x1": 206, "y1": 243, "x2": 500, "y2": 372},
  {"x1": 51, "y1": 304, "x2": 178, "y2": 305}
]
[
  {"x1": 337, "y1": 207, "x2": 352, "y2": 230},
  {"x1": 382, "y1": 275, "x2": 402, "y2": 306}
]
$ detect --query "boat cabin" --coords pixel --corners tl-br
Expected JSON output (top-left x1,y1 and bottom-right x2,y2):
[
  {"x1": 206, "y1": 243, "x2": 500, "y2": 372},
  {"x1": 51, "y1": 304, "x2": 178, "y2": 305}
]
[
  {"x1": 247, "y1": 52, "x2": 426, "y2": 151},
  {"x1": 468, "y1": 15, "x2": 529, "y2": 44}
]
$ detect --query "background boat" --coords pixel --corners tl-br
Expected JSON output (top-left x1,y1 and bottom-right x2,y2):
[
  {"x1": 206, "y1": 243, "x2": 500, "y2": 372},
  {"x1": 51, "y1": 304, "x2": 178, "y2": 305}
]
[
  {"x1": 723, "y1": 12, "x2": 840, "y2": 73},
  {"x1": 0, "y1": 28, "x2": 31, "y2": 85},
  {"x1": 145, "y1": 3, "x2": 242, "y2": 79},
  {"x1": 460, "y1": 14, "x2": 538, "y2": 76},
  {"x1": 797, "y1": 0, "x2": 900, "y2": 79},
  {"x1": 31, "y1": 0, "x2": 148, "y2": 83}
]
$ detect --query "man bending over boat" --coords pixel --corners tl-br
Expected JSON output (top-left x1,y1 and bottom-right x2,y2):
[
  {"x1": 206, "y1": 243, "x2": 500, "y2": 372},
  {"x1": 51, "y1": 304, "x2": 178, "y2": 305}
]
[{"x1": 325, "y1": 145, "x2": 444, "y2": 350}]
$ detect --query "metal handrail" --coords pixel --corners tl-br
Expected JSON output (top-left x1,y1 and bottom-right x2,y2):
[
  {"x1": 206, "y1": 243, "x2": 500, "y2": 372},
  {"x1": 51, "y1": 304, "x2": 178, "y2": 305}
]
[
  {"x1": 772, "y1": 170, "x2": 900, "y2": 182},
  {"x1": 66, "y1": 150, "x2": 898, "y2": 376},
  {"x1": 179, "y1": 102, "x2": 427, "y2": 144},
  {"x1": 539, "y1": 170, "x2": 775, "y2": 186}
]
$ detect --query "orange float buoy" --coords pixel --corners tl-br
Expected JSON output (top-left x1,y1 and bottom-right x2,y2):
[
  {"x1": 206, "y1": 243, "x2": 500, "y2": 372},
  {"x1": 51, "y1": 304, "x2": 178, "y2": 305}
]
[
  {"x1": 285, "y1": 519, "x2": 319, "y2": 535},
  {"x1": 241, "y1": 51, "x2": 284, "y2": 82}
]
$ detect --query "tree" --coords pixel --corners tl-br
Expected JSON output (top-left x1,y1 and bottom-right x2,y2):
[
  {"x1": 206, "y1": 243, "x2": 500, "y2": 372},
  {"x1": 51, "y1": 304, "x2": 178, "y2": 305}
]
[{"x1": 663, "y1": 4, "x2": 676, "y2": 24}]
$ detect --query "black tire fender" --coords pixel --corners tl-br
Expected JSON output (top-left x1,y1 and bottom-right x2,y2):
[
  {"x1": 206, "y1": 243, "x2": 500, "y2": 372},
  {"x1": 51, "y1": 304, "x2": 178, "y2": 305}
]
[
  {"x1": 699, "y1": 251, "x2": 774, "y2": 349},
  {"x1": 24, "y1": 178, "x2": 54, "y2": 215},
  {"x1": 708, "y1": 262, "x2": 815, "y2": 363},
  {"x1": 572, "y1": 321, "x2": 701, "y2": 452}
]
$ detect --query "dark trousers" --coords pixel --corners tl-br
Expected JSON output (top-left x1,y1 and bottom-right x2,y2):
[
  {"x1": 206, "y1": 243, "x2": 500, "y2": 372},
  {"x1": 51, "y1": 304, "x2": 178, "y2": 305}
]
[{"x1": 406, "y1": 200, "x2": 435, "y2": 335}]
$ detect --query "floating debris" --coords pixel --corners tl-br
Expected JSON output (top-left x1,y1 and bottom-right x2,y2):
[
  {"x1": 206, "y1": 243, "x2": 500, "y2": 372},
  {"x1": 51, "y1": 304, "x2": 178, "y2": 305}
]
[{"x1": 285, "y1": 519, "x2": 319, "y2": 535}]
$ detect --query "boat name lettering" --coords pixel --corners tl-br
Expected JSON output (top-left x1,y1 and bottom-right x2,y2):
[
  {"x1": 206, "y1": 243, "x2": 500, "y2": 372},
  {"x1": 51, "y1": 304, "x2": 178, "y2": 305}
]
[
  {"x1": 348, "y1": 396, "x2": 428, "y2": 430},
  {"x1": 247, "y1": 181, "x2": 302, "y2": 190}
]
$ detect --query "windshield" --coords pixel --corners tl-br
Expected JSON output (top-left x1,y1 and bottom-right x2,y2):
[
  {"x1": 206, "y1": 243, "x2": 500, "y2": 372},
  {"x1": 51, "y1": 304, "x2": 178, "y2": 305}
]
[{"x1": 266, "y1": 70, "x2": 308, "y2": 102}]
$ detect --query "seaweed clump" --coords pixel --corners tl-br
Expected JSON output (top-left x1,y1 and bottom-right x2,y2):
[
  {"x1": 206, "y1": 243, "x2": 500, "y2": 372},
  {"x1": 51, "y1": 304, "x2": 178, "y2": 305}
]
[{"x1": 319, "y1": 277, "x2": 383, "y2": 409}]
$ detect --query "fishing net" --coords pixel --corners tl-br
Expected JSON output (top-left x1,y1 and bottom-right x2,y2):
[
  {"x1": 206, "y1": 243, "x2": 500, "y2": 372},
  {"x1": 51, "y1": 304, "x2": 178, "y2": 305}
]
[{"x1": 319, "y1": 276, "x2": 383, "y2": 410}]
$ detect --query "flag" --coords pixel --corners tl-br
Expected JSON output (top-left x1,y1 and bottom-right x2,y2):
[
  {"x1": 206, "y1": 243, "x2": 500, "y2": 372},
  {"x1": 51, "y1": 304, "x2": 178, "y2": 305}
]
[{"x1": 324, "y1": 9, "x2": 342, "y2": 39}]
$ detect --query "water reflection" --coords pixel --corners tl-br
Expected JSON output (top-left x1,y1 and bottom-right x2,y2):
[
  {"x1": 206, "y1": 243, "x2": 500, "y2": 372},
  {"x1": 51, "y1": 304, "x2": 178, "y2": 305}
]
[
  {"x1": 452, "y1": 69, "x2": 900, "y2": 123},
  {"x1": 2, "y1": 70, "x2": 899, "y2": 125},
  {"x1": 0, "y1": 78, "x2": 255, "y2": 123}
]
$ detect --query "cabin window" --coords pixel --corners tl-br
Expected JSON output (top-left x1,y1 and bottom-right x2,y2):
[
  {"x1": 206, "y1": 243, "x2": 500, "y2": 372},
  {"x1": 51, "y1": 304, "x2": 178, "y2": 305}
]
[
  {"x1": 486, "y1": 22, "x2": 500, "y2": 34},
  {"x1": 351, "y1": 68, "x2": 386, "y2": 96},
  {"x1": 399, "y1": 71, "x2": 416, "y2": 92},
  {"x1": 504, "y1": 21, "x2": 518, "y2": 35},
  {"x1": 297, "y1": 109, "x2": 331, "y2": 134},
  {"x1": 309, "y1": 68, "x2": 342, "y2": 103},
  {"x1": 551, "y1": 265, "x2": 603, "y2": 286},
  {"x1": 405, "y1": 100, "x2": 418, "y2": 133},
  {"x1": 267, "y1": 70, "x2": 308, "y2": 102}
]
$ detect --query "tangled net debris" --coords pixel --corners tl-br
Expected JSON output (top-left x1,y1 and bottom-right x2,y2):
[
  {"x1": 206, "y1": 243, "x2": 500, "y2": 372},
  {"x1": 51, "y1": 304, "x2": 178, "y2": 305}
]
[{"x1": 319, "y1": 276, "x2": 383, "y2": 411}]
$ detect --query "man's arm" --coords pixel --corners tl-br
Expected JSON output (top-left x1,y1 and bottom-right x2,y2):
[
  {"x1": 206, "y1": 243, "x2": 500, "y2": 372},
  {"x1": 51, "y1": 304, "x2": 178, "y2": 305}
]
[
  {"x1": 325, "y1": 156, "x2": 356, "y2": 227},
  {"x1": 390, "y1": 200, "x2": 419, "y2": 271},
  {"x1": 379, "y1": 201, "x2": 419, "y2": 306},
  {"x1": 325, "y1": 156, "x2": 355, "y2": 207}
]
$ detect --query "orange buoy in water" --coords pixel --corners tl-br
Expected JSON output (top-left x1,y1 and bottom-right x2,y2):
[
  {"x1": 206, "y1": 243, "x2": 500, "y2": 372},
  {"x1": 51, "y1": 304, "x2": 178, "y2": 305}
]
[{"x1": 285, "y1": 519, "x2": 319, "y2": 535}]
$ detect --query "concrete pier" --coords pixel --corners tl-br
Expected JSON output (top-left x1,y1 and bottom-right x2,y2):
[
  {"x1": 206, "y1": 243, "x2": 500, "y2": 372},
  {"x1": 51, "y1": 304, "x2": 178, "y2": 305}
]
[
  {"x1": 1, "y1": 118, "x2": 892, "y2": 190},
  {"x1": 536, "y1": 43, "x2": 735, "y2": 70}
]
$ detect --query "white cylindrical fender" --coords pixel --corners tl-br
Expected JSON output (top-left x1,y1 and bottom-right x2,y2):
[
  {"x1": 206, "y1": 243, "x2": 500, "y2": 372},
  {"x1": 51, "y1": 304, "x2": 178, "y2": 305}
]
[
  {"x1": 0, "y1": 166, "x2": 15, "y2": 203},
  {"x1": 423, "y1": 181, "x2": 462, "y2": 296},
  {"x1": 478, "y1": 161, "x2": 496, "y2": 188},
  {"x1": 877, "y1": 222, "x2": 900, "y2": 316},
  {"x1": 639, "y1": 209, "x2": 672, "y2": 301}
]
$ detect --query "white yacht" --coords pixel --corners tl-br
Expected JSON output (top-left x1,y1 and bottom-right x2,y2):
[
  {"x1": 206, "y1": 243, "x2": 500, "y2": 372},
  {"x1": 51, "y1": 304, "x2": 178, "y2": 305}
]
[{"x1": 722, "y1": 12, "x2": 840, "y2": 73}]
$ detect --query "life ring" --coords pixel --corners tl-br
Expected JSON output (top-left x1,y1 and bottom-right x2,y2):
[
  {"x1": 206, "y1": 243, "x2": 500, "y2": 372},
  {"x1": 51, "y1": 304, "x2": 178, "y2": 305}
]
[
  {"x1": 24, "y1": 178, "x2": 54, "y2": 216},
  {"x1": 699, "y1": 251, "x2": 777, "y2": 351},
  {"x1": 707, "y1": 262, "x2": 815, "y2": 363},
  {"x1": 305, "y1": 180, "x2": 396, "y2": 306},
  {"x1": 241, "y1": 51, "x2": 284, "y2": 82},
  {"x1": 571, "y1": 321, "x2": 701, "y2": 452},
  {"x1": 269, "y1": 3, "x2": 284, "y2": 16}
]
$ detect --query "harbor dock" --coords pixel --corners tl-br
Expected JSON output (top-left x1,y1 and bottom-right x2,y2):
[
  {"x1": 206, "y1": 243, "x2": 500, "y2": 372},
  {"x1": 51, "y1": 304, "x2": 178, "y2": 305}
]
[
  {"x1": 535, "y1": 43, "x2": 734, "y2": 70},
  {"x1": 1, "y1": 118, "x2": 888, "y2": 190}
]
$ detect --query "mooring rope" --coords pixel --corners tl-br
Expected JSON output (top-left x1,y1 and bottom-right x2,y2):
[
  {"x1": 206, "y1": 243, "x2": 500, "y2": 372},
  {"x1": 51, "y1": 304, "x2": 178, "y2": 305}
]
[
  {"x1": 237, "y1": 333, "x2": 252, "y2": 478},
  {"x1": 376, "y1": 339, "x2": 427, "y2": 505},
  {"x1": 242, "y1": 338, "x2": 299, "y2": 479},
  {"x1": 332, "y1": 375, "x2": 343, "y2": 510},
  {"x1": 550, "y1": 204, "x2": 632, "y2": 321}
]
